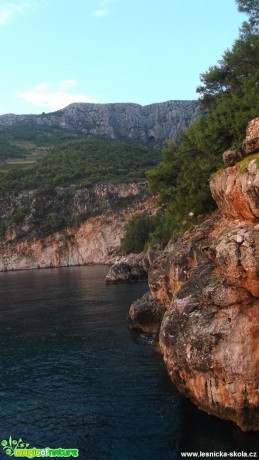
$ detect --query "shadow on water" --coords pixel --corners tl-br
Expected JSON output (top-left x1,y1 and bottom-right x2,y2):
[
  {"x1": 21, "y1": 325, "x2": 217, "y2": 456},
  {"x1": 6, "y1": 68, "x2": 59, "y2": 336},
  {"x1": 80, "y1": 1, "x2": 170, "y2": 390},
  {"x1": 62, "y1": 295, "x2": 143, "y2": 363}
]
[{"x1": 0, "y1": 266, "x2": 258, "y2": 460}]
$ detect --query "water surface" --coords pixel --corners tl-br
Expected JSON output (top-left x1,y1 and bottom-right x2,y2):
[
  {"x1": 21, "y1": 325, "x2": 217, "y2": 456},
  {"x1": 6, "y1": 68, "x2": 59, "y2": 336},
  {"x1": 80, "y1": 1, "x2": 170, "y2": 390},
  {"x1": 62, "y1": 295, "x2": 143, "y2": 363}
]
[{"x1": 0, "y1": 266, "x2": 258, "y2": 459}]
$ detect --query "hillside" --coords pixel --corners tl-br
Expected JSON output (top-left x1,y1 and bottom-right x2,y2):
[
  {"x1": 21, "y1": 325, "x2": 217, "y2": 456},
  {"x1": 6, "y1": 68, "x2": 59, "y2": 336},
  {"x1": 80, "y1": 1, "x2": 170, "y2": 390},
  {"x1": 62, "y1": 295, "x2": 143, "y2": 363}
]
[
  {"x1": 0, "y1": 123, "x2": 79, "y2": 161},
  {"x1": 0, "y1": 100, "x2": 186, "y2": 258},
  {"x1": 0, "y1": 137, "x2": 161, "y2": 192}
]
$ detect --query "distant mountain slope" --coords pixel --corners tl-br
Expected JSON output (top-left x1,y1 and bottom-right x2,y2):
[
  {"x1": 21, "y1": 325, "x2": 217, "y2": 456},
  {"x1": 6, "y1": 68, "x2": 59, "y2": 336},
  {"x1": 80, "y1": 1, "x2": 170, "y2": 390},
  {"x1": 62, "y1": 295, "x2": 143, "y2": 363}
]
[{"x1": 0, "y1": 100, "x2": 199, "y2": 144}]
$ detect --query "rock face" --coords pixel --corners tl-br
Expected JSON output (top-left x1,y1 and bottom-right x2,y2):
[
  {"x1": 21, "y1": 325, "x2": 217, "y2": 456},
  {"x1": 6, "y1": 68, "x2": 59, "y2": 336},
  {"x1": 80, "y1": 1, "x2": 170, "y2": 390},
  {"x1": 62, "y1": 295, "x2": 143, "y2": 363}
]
[
  {"x1": 160, "y1": 294, "x2": 259, "y2": 431},
  {"x1": 129, "y1": 292, "x2": 166, "y2": 334},
  {"x1": 129, "y1": 120, "x2": 259, "y2": 431},
  {"x1": 0, "y1": 100, "x2": 199, "y2": 144},
  {"x1": 105, "y1": 262, "x2": 146, "y2": 284},
  {"x1": 0, "y1": 182, "x2": 157, "y2": 271},
  {"x1": 222, "y1": 149, "x2": 243, "y2": 166},
  {"x1": 105, "y1": 245, "x2": 162, "y2": 285},
  {"x1": 210, "y1": 158, "x2": 259, "y2": 222},
  {"x1": 243, "y1": 117, "x2": 259, "y2": 154}
]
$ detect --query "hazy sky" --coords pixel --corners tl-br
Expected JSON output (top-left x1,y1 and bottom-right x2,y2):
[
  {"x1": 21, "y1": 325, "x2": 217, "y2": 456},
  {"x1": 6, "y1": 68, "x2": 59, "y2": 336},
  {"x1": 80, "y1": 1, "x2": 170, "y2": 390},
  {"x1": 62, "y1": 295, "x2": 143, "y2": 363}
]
[{"x1": 0, "y1": 0, "x2": 246, "y2": 114}]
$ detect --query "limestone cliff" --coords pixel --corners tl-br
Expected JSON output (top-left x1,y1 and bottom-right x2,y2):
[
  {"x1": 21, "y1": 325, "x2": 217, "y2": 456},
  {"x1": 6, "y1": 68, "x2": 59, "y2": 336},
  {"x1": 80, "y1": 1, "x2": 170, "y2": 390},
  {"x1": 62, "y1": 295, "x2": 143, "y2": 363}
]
[
  {"x1": 128, "y1": 119, "x2": 259, "y2": 431},
  {"x1": 0, "y1": 100, "x2": 199, "y2": 144},
  {"x1": 0, "y1": 182, "x2": 157, "y2": 271}
]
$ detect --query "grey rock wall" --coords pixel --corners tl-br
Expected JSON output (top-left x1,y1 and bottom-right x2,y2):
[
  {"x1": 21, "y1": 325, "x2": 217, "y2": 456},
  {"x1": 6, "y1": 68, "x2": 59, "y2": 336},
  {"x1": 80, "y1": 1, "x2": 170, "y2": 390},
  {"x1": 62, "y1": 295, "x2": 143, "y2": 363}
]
[{"x1": 0, "y1": 100, "x2": 199, "y2": 143}]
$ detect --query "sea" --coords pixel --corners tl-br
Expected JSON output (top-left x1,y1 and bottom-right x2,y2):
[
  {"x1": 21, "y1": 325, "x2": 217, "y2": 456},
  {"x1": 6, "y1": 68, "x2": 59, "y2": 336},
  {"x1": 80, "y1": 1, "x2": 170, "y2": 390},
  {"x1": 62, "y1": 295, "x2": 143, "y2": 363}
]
[{"x1": 0, "y1": 265, "x2": 258, "y2": 460}]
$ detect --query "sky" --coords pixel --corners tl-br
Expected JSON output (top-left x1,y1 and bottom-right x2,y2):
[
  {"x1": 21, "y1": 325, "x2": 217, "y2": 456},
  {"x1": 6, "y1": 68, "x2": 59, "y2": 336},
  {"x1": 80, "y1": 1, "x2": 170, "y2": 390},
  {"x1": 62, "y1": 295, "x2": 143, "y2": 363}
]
[{"x1": 0, "y1": 0, "x2": 247, "y2": 115}]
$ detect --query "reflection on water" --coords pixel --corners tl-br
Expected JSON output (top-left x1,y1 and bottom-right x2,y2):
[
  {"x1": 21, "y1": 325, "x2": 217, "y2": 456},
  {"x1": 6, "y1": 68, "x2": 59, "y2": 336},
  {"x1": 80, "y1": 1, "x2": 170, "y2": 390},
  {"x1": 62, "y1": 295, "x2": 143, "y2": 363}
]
[{"x1": 0, "y1": 266, "x2": 258, "y2": 460}]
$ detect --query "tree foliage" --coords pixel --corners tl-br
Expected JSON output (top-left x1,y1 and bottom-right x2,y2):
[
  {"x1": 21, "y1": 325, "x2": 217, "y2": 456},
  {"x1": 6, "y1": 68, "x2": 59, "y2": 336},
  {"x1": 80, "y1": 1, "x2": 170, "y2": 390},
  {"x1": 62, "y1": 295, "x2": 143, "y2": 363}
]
[
  {"x1": 236, "y1": 0, "x2": 259, "y2": 33},
  {"x1": 146, "y1": 2, "x2": 259, "y2": 243},
  {"x1": 0, "y1": 141, "x2": 28, "y2": 161},
  {"x1": 121, "y1": 215, "x2": 158, "y2": 253},
  {"x1": 0, "y1": 123, "x2": 79, "y2": 163},
  {"x1": 0, "y1": 137, "x2": 161, "y2": 192}
]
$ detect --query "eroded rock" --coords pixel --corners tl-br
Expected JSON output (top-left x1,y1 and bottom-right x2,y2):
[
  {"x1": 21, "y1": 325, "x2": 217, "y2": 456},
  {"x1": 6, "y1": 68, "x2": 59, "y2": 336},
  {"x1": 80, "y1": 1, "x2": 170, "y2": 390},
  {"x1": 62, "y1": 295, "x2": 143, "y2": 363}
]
[
  {"x1": 128, "y1": 292, "x2": 166, "y2": 334},
  {"x1": 148, "y1": 215, "x2": 219, "y2": 307},
  {"x1": 0, "y1": 183, "x2": 157, "y2": 271},
  {"x1": 210, "y1": 158, "x2": 259, "y2": 222},
  {"x1": 129, "y1": 120, "x2": 259, "y2": 431},
  {"x1": 205, "y1": 223, "x2": 259, "y2": 297},
  {"x1": 243, "y1": 117, "x2": 259, "y2": 154},
  {"x1": 160, "y1": 294, "x2": 259, "y2": 431},
  {"x1": 223, "y1": 149, "x2": 243, "y2": 166},
  {"x1": 105, "y1": 260, "x2": 147, "y2": 284}
]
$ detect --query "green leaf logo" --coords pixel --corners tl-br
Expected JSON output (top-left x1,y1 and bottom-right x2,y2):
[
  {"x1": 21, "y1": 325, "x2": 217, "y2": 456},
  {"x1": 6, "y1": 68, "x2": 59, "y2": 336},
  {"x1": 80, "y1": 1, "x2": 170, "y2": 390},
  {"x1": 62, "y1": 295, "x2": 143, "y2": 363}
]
[{"x1": 1, "y1": 437, "x2": 29, "y2": 456}]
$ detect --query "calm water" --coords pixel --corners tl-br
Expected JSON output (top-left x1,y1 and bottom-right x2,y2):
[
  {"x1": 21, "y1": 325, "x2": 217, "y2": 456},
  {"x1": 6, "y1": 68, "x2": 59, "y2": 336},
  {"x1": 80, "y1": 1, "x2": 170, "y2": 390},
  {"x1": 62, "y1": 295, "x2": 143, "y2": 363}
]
[{"x1": 0, "y1": 266, "x2": 258, "y2": 459}]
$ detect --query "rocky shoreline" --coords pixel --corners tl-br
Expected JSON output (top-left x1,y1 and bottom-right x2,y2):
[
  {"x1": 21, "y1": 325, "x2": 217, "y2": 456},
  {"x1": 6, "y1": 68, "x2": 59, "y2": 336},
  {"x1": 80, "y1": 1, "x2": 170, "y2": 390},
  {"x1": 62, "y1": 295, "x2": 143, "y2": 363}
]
[
  {"x1": 126, "y1": 118, "x2": 259, "y2": 432},
  {"x1": 1, "y1": 116, "x2": 258, "y2": 432}
]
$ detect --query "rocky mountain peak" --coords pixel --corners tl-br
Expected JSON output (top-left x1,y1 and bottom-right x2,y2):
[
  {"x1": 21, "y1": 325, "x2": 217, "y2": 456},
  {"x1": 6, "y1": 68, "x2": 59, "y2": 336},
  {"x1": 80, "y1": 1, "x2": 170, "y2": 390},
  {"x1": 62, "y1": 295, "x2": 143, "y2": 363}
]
[{"x1": 0, "y1": 100, "x2": 199, "y2": 144}]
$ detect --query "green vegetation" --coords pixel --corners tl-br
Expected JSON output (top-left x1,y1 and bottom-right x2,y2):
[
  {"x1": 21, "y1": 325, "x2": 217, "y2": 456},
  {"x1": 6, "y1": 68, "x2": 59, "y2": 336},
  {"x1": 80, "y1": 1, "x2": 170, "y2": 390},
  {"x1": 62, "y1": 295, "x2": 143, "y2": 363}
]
[
  {"x1": 121, "y1": 215, "x2": 159, "y2": 253},
  {"x1": 1, "y1": 0, "x2": 258, "y2": 247},
  {"x1": 0, "y1": 123, "x2": 78, "y2": 148},
  {"x1": 0, "y1": 124, "x2": 161, "y2": 239},
  {"x1": 37, "y1": 212, "x2": 67, "y2": 236},
  {"x1": 145, "y1": 0, "x2": 259, "y2": 243},
  {"x1": 0, "y1": 123, "x2": 81, "y2": 168},
  {"x1": 0, "y1": 163, "x2": 32, "y2": 173},
  {"x1": 0, "y1": 141, "x2": 29, "y2": 161},
  {"x1": 0, "y1": 206, "x2": 30, "y2": 237},
  {"x1": 0, "y1": 137, "x2": 161, "y2": 192},
  {"x1": 236, "y1": 0, "x2": 259, "y2": 34},
  {"x1": 236, "y1": 152, "x2": 259, "y2": 173}
]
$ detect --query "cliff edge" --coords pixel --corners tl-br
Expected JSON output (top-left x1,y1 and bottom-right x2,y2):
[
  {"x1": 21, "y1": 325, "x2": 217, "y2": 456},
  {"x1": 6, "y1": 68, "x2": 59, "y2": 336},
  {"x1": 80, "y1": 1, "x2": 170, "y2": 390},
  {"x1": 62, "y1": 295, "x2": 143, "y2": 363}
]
[
  {"x1": 0, "y1": 182, "x2": 156, "y2": 271},
  {"x1": 129, "y1": 118, "x2": 259, "y2": 431}
]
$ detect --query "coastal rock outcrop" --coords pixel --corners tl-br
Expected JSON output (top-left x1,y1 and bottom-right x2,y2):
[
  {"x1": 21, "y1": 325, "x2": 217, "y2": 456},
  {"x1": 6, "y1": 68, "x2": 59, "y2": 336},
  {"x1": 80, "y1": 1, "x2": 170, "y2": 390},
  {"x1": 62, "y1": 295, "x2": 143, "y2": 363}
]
[
  {"x1": 129, "y1": 292, "x2": 166, "y2": 334},
  {"x1": 105, "y1": 257, "x2": 148, "y2": 284},
  {"x1": 160, "y1": 292, "x2": 259, "y2": 431},
  {"x1": 128, "y1": 215, "x2": 218, "y2": 331},
  {"x1": 129, "y1": 119, "x2": 259, "y2": 431},
  {"x1": 105, "y1": 248, "x2": 160, "y2": 284}
]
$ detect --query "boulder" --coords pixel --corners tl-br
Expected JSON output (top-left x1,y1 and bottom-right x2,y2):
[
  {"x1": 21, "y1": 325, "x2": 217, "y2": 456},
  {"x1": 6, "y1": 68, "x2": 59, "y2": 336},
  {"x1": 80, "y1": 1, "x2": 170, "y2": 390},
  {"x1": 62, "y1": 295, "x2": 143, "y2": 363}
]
[
  {"x1": 223, "y1": 149, "x2": 243, "y2": 166},
  {"x1": 243, "y1": 117, "x2": 259, "y2": 154},
  {"x1": 128, "y1": 292, "x2": 166, "y2": 334},
  {"x1": 105, "y1": 261, "x2": 147, "y2": 284}
]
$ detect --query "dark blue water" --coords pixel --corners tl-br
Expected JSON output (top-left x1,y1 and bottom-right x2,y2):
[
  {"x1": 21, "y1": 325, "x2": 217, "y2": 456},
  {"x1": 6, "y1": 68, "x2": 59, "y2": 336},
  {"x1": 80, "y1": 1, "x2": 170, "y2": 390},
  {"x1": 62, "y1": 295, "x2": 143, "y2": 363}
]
[{"x1": 0, "y1": 266, "x2": 258, "y2": 459}]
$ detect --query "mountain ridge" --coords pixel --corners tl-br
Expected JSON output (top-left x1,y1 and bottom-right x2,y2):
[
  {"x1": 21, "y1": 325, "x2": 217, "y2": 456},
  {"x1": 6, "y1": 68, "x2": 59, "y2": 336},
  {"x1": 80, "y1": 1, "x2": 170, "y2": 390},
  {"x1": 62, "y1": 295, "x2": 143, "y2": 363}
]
[{"x1": 0, "y1": 100, "x2": 199, "y2": 144}]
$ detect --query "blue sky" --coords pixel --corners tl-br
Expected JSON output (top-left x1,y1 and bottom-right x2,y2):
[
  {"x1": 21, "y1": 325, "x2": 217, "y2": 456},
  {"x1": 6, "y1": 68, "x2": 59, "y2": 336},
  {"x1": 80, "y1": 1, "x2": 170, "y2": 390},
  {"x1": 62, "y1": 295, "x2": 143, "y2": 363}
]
[{"x1": 0, "y1": 0, "x2": 246, "y2": 114}]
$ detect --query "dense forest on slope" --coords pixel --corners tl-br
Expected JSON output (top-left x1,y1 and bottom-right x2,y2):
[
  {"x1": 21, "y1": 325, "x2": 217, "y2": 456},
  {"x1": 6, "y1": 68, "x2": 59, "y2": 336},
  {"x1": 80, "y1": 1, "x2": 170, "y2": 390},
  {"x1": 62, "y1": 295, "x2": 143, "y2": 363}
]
[
  {"x1": 0, "y1": 123, "x2": 79, "y2": 146},
  {"x1": 142, "y1": 0, "x2": 259, "y2": 244},
  {"x1": 0, "y1": 123, "x2": 79, "y2": 161},
  {"x1": 0, "y1": 137, "x2": 161, "y2": 192}
]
